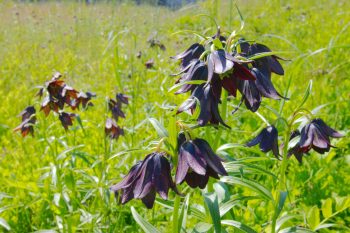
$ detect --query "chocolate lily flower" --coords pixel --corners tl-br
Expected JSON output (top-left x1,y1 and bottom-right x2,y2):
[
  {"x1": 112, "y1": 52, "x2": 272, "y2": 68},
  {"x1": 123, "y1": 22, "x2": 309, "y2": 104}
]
[
  {"x1": 246, "y1": 125, "x2": 280, "y2": 158},
  {"x1": 59, "y1": 112, "x2": 76, "y2": 130},
  {"x1": 14, "y1": 106, "x2": 36, "y2": 137},
  {"x1": 71, "y1": 91, "x2": 96, "y2": 110},
  {"x1": 116, "y1": 93, "x2": 129, "y2": 105},
  {"x1": 177, "y1": 78, "x2": 230, "y2": 128},
  {"x1": 247, "y1": 43, "x2": 285, "y2": 77},
  {"x1": 238, "y1": 68, "x2": 287, "y2": 112},
  {"x1": 176, "y1": 137, "x2": 228, "y2": 189},
  {"x1": 111, "y1": 152, "x2": 179, "y2": 209},
  {"x1": 108, "y1": 99, "x2": 125, "y2": 122},
  {"x1": 174, "y1": 60, "x2": 208, "y2": 94},
  {"x1": 287, "y1": 130, "x2": 304, "y2": 163},
  {"x1": 40, "y1": 97, "x2": 59, "y2": 116},
  {"x1": 299, "y1": 118, "x2": 343, "y2": 154},
  {"x1": 145, "y1": 59, "x2": 154, "y2": 69},
  {"x1": 105, "y1": 118, "x2": 124, "y2": 139},
  {"x1": 171, "y1": 43, "x2": 205, "y2": 68}
]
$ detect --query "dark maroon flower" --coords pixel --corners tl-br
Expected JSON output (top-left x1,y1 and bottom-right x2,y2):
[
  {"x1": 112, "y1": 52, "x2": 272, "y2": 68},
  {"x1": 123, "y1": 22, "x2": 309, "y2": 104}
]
[
  {"x1": 71, "y1": 91, "x2": 96, "y2": 110},
  {"x1": 177, "y1": 77, "x2": 230, "y2": 128},
  {"x1": 176, "y1": 137, "x2": 227, "y2": 189},
  {"x1": 238, "y1": 68, "x2": 287, "y2": 112},
  {"x1": 40, "y1": 97, "x2": 59, "y2": 116},
  {"x1": 116, "y1": 93, "x2": 129, "y2": 105},
  {"x1": 299, "y1": 118, "x2": 343, "y2": 154},
  {"x1": 145, "y1": 59, "x2": 154, "y2": 69},
  {"x1": 147, "y1": 38, "x2": 166, "y2": 51},
  {"x1": 171, "y1": 43, "x2": 205, "y2": 68},
  {"x1": 111, "y1": 152, "x2": 179, "y2": 209},
  {"x1": 173, "y1": 59, "x2": 208, "y2": 94},
  {"x1": 287, "y1": 130, "x2": 304, "y2": 163},
  {"x1": 246, "y1": 125, "x2": 280, "y2": 158},
  {"x1": 59, "y1": 112, "x2": 76, "y2": 130},
  {"x1": 14, "y1": 106, "x2": 36, "y2": 137},
  {"x1": 105, "y1": 118, "x2": 124, "y2": 139},
  {"x1": 108, "y1": 99, "x2": 125, "y2": 122}
]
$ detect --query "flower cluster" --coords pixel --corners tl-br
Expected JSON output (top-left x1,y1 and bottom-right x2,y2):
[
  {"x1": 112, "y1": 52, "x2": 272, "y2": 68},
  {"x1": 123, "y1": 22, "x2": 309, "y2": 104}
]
[
  {"x1": 105, "y1": 93, "x2": 129, "y2": 140},
  {"x1": 288, "y1": 118, "x2": 343, "y2": 163},
  {"x1": 15, "y1": 72, "x2": 95, "y2": 136},
  {"x1": 14, "y1": 106, "x2": 36, "y2": 137},
  {"x1": 111, "y1": 152, "x2": 179, "y2": 209},
  {"x1": 246, "y1": 119, "x2": 343, "y2": 163},
  {"x1": 171, "y1": 30, "x2": 286, "y2": 127},
  {"x1": 111, "y1": 136, "x2": 227, "y2": 208}
]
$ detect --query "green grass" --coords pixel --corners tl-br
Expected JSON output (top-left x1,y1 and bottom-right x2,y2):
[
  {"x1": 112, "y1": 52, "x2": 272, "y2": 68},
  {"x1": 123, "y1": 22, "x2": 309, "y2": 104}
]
[{"x1": 0, "y1": 0, "x2": 349, "y2": 232}]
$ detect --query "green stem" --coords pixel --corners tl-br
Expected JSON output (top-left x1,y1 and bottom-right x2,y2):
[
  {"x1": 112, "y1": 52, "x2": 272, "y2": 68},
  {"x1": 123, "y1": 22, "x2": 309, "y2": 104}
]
[
  {"x1": 271, "y1": 124, "x2": 291, "y2": 233},
  {"x1": 172, "y1": 195, "x2": 181, "y2": 233},
  {"x1": 213, "y1": 90, "x2": 228, "y2": 149}
]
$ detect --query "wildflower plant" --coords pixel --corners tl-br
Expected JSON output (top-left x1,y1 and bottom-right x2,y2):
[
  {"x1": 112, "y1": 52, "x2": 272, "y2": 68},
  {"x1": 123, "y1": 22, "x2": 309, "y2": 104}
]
[{"x1": 111, "y1": 15, "x2": 345, "y2": 233}]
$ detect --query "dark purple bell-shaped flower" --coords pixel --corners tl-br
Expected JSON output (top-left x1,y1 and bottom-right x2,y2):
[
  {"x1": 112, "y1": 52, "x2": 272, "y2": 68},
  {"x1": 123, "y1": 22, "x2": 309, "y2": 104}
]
[
  {"x1": 171, "y1": 43, "x2": 205, "y2": 68},
  {"x1": 246, "y1": 125, "x2": 280, "y2": 158},
  {"x1": 287, "y1": 130, "x2": 304, "y2": 163},
  {"x1": 176, "y1": 136, "x2": 228, "y2": 189},
  {"x1": 177, "y1": 76, "x2": 230, "y2": 128},
  {"x1": 299, "y1": 118, "x2": 343, "y2": 154},
  {"x1": 173, "y1": 59, "x2": 208, "y2": 94},
  {"x1": 111, "y1": 152, "x2": 179, "y2": 209},
  {"x1": 238, "y1": 68, "x2": 287, "y2": 112},
  {"x1": 14, "y1": 106, "x2": 37, "y2": 137}
]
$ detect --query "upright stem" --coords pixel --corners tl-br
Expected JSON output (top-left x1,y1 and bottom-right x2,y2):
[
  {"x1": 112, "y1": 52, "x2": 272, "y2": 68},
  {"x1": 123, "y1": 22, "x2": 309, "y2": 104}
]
[
  {"x1": 172, "y1": 195, "x2": 181, "y2": 233},
  {"x1": 271, "y1": 124, "x2": 291, "y2": 233}
]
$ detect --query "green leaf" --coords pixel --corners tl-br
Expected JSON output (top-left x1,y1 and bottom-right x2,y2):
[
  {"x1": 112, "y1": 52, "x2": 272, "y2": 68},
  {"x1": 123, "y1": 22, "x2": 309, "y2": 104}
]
[
  {"x1": 0, "y1": 217, "x2": 10, "y2": 231},
  {"x1": 204, "y1": 193, "x2": 221, "y2": 233},
  {"x1": 279, "y1": 226, "x2": 314, "y2": 233},
  {"x1": 307, "y1": 206, "x2": 320, "y2": 230},
  {"x1": 221, "y1": 176, "x2": 274, "y2": 201},
  {"x1": 193, "y1": 222, "x2": 212, "y2": 233},
  {"x1": 178, "y1": 194, "x2": 190, "y2": 232},
  {"x1": 213, "y1": 182, "x2": 230, "y2": 203},
  {"x1": 321, "y1": 198, "x2": 333, "y2": 219},
  {"x1": 75, "y1": 115, "x2": 85, "y2": 134},
  {"x1": 234, "y1": 3, "x2": 245, "y2": 31},
  {"x1": 298, "y1": 80, "x2": 312, "y2": 108},
  {"x1": 219, "y1": 196, "x2": 258, "y2": 217},
  {"x1": 148, "y1": 118, "x2": 168, "y2": 138},
  {"x1": 131, "y1": 206, "x2": 161, "y2": 233},
  {"x1": 275, "y1": 191, "x2": 288, "y2": 220},
  {"x1": 168, "y1": 80, "x2": 207, "y2": 93},
  {"x1": 248, "y1": 51, "x2": 289, "y2": 60},
  {"x1": 221, "y1": 220, "x2": 257, "y2": 233},
  {"x1": 315, "y1": 224, "x2": 338, "y2": 231},
  {"x1": 276, "y1": 215, "x2": 300, "y2": 232},
  {"x1": 212, "y1": 38, "x2": 223, "y2": 50}
]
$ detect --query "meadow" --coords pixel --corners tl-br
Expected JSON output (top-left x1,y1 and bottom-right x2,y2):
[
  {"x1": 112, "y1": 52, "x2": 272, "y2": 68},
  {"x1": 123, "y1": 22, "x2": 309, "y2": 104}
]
[{"x1": 0, "y1": 0, "x2": 349, "y2": 232}]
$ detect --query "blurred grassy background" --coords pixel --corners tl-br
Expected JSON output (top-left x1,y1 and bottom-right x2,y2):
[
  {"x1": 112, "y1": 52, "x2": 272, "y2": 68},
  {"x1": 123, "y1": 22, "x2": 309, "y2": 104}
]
[{"x1": 0, "y1": 0, "x2": 349, "y2": 232}]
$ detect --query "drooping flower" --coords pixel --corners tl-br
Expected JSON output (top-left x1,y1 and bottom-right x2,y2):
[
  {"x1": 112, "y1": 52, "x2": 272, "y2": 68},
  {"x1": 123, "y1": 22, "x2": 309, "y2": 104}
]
[
  {"x1": 14, "y1": 106, "x2": 37, "y2": 137},
  {"x1": 171, "y1": 43, "x2": 205, "y2": 68},
  {"x1": 175, "y1": 136, "x2": 228, "y2": 189},
  {"x1": 111, "y1": 152, "x2": 179, "y2": 209},
  {"x1": 116, "y1": 93, "x2": 129, "y2": 105},
  {"x1": 105, "y1": 118, "x2": 124, "y2": 140},
  {"x1": 71, "y1": 91, "x2": 96, "y2": 110},
  {"x1": 145, "y1": 59, "x2": 154, "y2": 69},
  {"x1": 287, "y1": 130, "x2": 304, "y2": 163},
  {"x1": 177, "y1": 77, "x2": 230, "y2": 128},
  {"x1": 108, "y1": 99, "x2": 125, "y2": 122},
  {"x1": 238, "y1": 68, "x2": 287, "y2": 112},
  {"x1": 59, "y1": 112, "x2": 76, "y2": 130},
  {"x1": 246, "y1": 125, "x2": 280, "y2": 158},
  {"x1": 298, "y1": 118, "x2": 343, "y2": 154}
]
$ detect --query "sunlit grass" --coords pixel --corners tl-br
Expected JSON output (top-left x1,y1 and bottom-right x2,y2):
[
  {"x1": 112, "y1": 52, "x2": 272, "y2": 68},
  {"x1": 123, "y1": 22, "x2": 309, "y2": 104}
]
[{"x1": 0, "y1": 0, "x2": 349, "y2": 232}]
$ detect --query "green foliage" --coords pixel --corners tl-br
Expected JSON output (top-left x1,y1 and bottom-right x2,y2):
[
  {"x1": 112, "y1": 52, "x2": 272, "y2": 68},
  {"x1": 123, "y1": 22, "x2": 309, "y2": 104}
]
[{"x1": 0, "y1": 0, "x2": 349, "y2": 232}]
